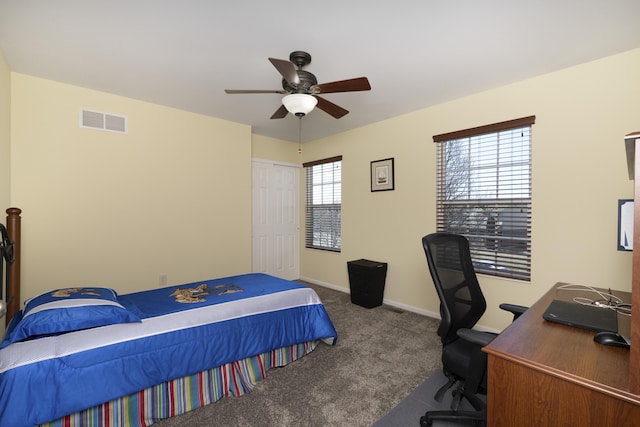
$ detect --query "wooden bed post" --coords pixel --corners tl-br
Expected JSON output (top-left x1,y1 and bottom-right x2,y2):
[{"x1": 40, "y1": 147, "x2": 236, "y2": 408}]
[{"x1": 6, "y1": 207, "x2": 21, "y2": 326}]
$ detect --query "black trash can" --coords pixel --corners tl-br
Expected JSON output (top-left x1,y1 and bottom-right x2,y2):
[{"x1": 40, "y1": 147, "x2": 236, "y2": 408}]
[{"x1": 347, "y1": 259, "x2": 388, "y2": 308}]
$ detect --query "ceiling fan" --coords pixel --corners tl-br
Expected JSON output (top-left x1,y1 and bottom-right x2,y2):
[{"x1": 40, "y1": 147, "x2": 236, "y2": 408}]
[{"x1": 225, "y1": 51, "x2": 371, "y2": 119}]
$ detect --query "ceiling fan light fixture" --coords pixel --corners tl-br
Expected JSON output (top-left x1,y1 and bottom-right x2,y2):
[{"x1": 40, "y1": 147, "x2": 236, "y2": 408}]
[{"x1": 282, "y1": 94, "x2": 317, "y2": 117}]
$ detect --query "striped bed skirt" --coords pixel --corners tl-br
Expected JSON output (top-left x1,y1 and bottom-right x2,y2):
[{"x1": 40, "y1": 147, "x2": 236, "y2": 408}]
[{"x1": 41, "y1": 340, "x2": 319, "y2": 427}]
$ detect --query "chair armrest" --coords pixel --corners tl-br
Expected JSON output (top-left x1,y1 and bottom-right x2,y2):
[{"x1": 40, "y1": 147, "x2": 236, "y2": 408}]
[
  {"x1": 499, "y1": 303, "x2": 528, "y2": 321},
  {"x1": 457, "y1": 328, "x2": 496, "y2": 347}
]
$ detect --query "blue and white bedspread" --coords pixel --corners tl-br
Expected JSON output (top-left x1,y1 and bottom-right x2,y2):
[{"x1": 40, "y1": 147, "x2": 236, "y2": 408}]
[{"x1": 0, "y1": 273, "x2": 337, "y2": 427}]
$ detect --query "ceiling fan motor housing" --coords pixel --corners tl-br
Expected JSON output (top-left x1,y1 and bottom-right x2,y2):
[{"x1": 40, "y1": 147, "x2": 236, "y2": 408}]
[{"x1": 282, "y1": 70, "x2": 317, "y2": 94}]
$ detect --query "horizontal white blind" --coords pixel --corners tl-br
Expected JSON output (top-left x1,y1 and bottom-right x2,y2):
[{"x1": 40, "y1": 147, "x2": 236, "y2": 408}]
[
  {"x1": 304, "y1": 156, "x2": 342, "y2": 251},
  {"x1": 435, "y1": 119, "x2": 533, "y2": 281}
]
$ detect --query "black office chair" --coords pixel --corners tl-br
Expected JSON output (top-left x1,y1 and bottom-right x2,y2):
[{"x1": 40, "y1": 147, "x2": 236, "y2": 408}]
[{"x1": 419, "y1": 233, "x2": 526, "y2": 427}]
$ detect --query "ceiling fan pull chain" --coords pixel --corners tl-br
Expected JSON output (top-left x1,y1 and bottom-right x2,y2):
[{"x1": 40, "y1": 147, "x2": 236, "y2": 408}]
[{"x1": 298, "y1": 117, "x2": 303, "y2": 154}]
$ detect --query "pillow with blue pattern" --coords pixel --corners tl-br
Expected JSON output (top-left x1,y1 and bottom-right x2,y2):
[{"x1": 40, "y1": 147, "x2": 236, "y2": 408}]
[{"x1": 0, "y1": 287, "x2": 140, "y2": 348}]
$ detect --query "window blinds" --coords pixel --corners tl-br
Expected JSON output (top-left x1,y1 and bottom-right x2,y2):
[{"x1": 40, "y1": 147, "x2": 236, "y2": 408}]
[
  {"x1": 304, "y1": 156, "x2": 342, "y2": 251},
  {"x1": 434, "y1": 116, "x2": 534, "y2": 281}
]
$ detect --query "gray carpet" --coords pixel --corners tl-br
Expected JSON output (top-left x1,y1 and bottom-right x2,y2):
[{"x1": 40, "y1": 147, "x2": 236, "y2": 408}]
[
  {"x1": 154, "y1": 282, "x2": 442, "y2": 426},
  {"x1": 373, "y1": 369, "x2": 486, "y2": 427}
]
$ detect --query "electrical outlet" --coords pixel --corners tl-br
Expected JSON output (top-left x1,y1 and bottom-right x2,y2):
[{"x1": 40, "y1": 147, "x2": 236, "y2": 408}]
[{"x1": 159, "y1": 274, "x2": 168, "y2": 286}]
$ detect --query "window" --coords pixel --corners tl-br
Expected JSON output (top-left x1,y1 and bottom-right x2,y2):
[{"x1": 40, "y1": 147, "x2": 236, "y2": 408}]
[
  {"x1": 433, "y1": 116, "x2": 535, "y2": 281},
  {"x1": 304, "y1": 156, "x2": 342, "y2": 251}
]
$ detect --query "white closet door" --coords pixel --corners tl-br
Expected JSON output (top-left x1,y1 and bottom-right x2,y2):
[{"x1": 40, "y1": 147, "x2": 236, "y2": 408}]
[{"x1": 252, "y1": 160, "x2": 300, "y2": 280}]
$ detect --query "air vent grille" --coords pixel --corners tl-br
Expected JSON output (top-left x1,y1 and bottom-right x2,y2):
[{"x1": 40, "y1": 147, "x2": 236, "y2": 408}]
[{"x1": 80, "y1": 109, "x2": 127, "y2": 133}]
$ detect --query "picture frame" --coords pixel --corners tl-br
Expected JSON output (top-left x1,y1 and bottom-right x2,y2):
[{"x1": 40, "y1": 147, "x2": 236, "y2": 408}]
[
  {"x1": 618, "y1": 199, "x2": 634, "y2": 251},
  {"x1": 371, "y1": 158, "x2": 395, "y2": 192}
]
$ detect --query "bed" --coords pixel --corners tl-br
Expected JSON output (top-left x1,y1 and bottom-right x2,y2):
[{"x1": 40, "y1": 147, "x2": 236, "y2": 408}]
[{"x1": 0, "y1": 208, "x2": 338, "y2": 427}]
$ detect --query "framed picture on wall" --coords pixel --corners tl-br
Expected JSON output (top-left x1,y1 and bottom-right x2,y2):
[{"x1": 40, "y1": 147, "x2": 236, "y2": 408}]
[{"x1": 371, "y1": 158, "x2": 395, "y2": 192}]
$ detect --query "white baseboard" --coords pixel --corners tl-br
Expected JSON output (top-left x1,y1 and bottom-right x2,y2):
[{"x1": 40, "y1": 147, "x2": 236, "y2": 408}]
[
  {"x1": 299, "y1": 275, "x2": 440, "y2": 317},
  {"x1": 299, "y1": 275, "x2": 499, "y2": 334},
  {"x1": 299, "y1": 276, "x2": 346, "y2": 294}
]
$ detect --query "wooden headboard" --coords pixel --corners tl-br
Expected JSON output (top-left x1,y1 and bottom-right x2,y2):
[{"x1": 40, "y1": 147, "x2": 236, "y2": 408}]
[{"x1": 5, "y1": 207, "x2": 21, "y2": 326}]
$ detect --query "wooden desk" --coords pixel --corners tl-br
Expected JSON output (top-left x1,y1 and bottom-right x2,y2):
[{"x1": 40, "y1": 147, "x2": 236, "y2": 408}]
[{"x1": 484, "y1": 283, "x2": 640, "y2": 426}]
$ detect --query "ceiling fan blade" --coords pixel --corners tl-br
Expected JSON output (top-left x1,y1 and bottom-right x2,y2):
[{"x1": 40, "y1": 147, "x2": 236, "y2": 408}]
[
  {"x1": 270, "y1": 104, "x2": 289, "y2": 119},
  {"x1": 312, "y1": 77, "x2": 371, "y2": 94},
  {"x1": 315, "y1": 96, "x2": 349, "y2": 119},
  {"x1": 268, "y1": 57, "x2": 299, "y2": 85},
  {"x1": 225, "y1": 89, "x2": 286, "y2": 94}
]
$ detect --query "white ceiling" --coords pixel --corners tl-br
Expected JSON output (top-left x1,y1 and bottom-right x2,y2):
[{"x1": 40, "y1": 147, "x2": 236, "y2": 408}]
[{"x1": 1, "y1": 1, "x2": 639, "y2": 142}]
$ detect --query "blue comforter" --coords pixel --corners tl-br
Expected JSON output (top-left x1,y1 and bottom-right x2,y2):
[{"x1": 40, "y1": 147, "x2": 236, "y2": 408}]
[{"x1": 0, "y1": 274, "x2": 337, "y2": 427}]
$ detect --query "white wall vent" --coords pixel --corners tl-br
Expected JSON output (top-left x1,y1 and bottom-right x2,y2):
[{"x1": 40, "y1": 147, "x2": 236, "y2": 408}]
[{"x1": 80, "y1": 109, "x2": 128, "y2": 133}]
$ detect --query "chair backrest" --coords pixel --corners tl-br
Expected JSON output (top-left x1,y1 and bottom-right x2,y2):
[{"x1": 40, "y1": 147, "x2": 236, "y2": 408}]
[{"x1": 422, "y1": 233, "x2": 487, "y2": 345}]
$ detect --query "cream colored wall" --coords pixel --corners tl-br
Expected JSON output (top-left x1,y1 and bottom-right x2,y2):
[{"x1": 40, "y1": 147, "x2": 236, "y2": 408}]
[
  {"x1": 10, "y1": 74, "x2": 252, "y2": 301},
  {"x1": 300, "y1": 49, "x2": 640, "y2": 331},
  {"x1": 251, "y1": 133, "x2": 301, "y2": 164},
  {"x1": 0, "y1": 51, "x2": 10, "y2": 213}
]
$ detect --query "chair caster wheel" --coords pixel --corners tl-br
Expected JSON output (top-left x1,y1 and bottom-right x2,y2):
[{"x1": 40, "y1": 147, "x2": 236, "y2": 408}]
[{"x1": 419, "y1": 414, "x2": 433, "y2": 426}]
